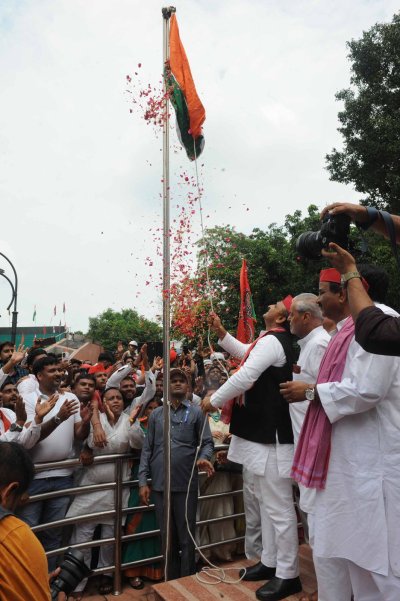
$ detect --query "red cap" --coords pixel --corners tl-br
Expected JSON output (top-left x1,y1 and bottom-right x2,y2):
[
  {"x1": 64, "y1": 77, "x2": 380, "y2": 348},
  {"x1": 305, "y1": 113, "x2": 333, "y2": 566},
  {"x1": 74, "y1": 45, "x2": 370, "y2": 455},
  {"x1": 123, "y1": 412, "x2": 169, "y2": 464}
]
[
  {"x1": 169, "y1": 348, "x2": 177, "y2": 364},
  {"x1": 281, "y1": 295, "x2": 293, "y2": 313},
  {"x1": 88, "y1": 363, "x2": 107, "y2": 374},
  {"x1": 320, "y1": 267, "x2": 369, "y2": 291},
  {"x1": 319, "y1": 268, "x2": 341, "y2": 284}
]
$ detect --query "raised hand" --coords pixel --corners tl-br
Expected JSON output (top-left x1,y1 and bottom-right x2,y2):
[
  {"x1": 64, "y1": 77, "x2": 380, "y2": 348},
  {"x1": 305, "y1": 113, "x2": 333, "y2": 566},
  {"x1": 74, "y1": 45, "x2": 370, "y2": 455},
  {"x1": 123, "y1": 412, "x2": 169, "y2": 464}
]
[
  {"x1": 80, "y1": 403, "x2": 93, "y2": 424},
  {"x1": 9, "y1": 344, "x2": 26, "y2": 367},
  {"x1": 35, "y1": 393, "x2": 58, "y2": 422},
  {"x1": 152, "y1": 356, "x2": 163, "y2": 372},
  {"x1": 129, "y1": 403, "x2": 142, "y2": 425},
  {"x1": 57, "y1": 398, "x2": 79, "y2": 422},
  {"x1": 15, "y1": 395, "x2": 27, "y2": 424},
  {"x1": 201, "y1": 396, "x2": 214, "y2": 413},
  {"x1": 193, "y1": 376, "x2": 204, "y2": 396},
  {"x1": 104, "y1": 399, "x2": 115, "y2": 425},
  {"x1": 321, "y1": 242, "x2": 357, "y2": 274},
  {"x1": 320, "y1": 202, "x2": 368, "y2": 223}
]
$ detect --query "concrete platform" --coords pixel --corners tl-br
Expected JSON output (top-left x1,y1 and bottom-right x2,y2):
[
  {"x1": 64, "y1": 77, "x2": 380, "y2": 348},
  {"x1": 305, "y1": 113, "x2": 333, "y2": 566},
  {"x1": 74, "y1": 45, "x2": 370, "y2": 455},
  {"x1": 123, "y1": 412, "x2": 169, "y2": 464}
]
[{"x1": 152, "y1": 545, "x2": 316, "y2": 601}]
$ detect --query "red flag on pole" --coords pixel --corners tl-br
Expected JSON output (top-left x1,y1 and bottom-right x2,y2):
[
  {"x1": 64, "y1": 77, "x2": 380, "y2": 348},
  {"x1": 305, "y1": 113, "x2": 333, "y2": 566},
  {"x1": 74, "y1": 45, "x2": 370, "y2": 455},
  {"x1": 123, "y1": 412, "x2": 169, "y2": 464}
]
[{"x1": 236, "y1": 259, "x2": 256, "y2": 344}]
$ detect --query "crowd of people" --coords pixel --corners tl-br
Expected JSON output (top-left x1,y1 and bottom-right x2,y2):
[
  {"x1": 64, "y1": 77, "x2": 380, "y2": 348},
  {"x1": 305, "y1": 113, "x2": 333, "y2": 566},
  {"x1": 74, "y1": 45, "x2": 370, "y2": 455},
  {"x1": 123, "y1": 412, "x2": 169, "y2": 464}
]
[
  {"x1": 1, "y1": 201, "x2": 400, "y2": 601},
  {"x1": 0, "y1": 337, "x2": 246, "y2": 598}
]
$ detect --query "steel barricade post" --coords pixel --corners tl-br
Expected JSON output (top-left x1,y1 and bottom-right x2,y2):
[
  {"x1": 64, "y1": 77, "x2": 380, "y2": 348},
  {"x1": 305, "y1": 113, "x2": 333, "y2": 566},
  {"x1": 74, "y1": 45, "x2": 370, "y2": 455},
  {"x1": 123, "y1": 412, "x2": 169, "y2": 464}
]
[{"x1": 113, "y1": 455, "x2": 123, "y2": 595}]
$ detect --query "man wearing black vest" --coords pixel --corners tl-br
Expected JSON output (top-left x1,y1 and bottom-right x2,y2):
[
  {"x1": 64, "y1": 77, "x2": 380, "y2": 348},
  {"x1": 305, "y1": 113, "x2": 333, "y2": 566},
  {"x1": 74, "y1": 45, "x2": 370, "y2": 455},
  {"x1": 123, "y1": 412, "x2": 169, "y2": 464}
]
[{"x1": 202, "y1": 297, "x2": 301, "y2": 601}]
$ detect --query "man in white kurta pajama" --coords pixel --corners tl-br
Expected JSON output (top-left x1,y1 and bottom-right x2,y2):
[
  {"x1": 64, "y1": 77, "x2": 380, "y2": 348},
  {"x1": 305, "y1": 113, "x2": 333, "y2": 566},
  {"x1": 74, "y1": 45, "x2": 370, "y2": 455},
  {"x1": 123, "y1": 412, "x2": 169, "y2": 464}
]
[
  {"x1": 282, "y1": 268, "x2": 400, "y2": 601},
  {"x1": 203, "y1": 299, "x2": 302, "y2": 601}
]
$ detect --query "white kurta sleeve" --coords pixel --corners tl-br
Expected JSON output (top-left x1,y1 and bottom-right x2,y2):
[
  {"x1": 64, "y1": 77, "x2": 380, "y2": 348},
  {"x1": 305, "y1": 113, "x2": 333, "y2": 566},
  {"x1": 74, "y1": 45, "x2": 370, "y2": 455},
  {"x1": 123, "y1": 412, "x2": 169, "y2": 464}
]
[
  {"x1": 126, "y1": 371, "x2": 156, "y2": 413},
  {"x1": 13, "y1": 423, "x2": 42, "y2": 449},
  {"x1": 218, "y1": 333, "x2": 251, "y2": 360},
  {"x1": 106, "y1": 365, "x2": 133, "y2": 389},
  {"x1": 210, "y1": 335, "x2": 286, "y2": 409},
  {"x1": 17, "y1": 375, "x2": 39, "y2": 397},
  {"x1": 318, "y1": 341, "x2": 399, "y2": 424}
]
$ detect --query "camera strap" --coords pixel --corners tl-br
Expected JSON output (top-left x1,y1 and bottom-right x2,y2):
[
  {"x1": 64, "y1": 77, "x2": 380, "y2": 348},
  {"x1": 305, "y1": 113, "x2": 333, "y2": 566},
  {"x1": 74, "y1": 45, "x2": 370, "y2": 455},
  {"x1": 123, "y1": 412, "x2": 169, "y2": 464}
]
[{"x1": 380, "y1": 210, "x2": 400, "y2": 271}]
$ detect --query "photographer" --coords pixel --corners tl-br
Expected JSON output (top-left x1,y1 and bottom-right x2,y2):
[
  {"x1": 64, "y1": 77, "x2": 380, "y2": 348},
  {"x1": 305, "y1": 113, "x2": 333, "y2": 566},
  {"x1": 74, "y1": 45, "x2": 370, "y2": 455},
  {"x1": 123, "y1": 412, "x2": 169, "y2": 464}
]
[
  {"x1": 0, "y1": 442, "x2": 66, "y2": 600},
  {"x1": 320, "y1": 202, "x2": 400, "y2": 355}
]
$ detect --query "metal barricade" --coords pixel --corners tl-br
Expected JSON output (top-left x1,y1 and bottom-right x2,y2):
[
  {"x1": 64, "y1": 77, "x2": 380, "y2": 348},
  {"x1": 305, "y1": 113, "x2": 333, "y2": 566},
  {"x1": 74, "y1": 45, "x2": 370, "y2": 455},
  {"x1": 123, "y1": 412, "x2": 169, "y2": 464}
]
[{"x1": 29, "y1": 446, "x2": 244, "y2": 596}]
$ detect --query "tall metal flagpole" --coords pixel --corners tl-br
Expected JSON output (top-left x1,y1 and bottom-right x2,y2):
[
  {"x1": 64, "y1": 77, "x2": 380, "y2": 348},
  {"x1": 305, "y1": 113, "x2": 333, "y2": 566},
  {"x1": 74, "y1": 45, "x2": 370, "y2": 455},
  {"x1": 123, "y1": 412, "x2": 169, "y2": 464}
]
[{"x1": 162, "y1": 5, "x2": 175, "y2": 582}]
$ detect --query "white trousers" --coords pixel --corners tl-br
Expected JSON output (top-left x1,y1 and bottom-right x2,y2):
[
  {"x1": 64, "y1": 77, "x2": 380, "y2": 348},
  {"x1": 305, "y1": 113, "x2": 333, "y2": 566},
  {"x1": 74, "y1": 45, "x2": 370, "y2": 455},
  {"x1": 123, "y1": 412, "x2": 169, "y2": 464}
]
[
  {"x1": 242, "y1": 466, "x2": 262, "y2": 560},
  {"x1": 252, "y1": 447, "x2": 299, "y2": 579},
  {"x1": 314, "y1": 555, "x2": 400, "y2": 601},
  {"x1": 70, "y1": 522, "x2": 114, "y2": 592}
]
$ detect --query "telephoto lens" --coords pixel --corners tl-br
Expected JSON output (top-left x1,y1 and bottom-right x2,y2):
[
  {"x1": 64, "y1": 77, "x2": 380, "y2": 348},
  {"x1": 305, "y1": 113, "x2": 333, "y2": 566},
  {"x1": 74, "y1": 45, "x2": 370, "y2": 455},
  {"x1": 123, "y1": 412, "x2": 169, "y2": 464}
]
[
  {"x1": 50, "y1": 548, "x2": 92, "y2": 600},
  {"x1": 296, "y1": 213, "x2": 351, "y2": 259}
]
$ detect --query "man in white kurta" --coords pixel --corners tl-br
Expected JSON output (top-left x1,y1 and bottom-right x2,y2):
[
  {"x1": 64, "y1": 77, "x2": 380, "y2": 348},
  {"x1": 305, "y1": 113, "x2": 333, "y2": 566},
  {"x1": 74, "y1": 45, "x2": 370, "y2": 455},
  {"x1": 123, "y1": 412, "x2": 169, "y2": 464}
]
[
  {"x1": 287, "y1": 294, "x2": 330, "y2": 517},
  {"x1": 202, "y1": 300, "x2": 302, "y2": 601},
  {"x1": 282, "y1": 269, "x2": 400, "y2": 601}
]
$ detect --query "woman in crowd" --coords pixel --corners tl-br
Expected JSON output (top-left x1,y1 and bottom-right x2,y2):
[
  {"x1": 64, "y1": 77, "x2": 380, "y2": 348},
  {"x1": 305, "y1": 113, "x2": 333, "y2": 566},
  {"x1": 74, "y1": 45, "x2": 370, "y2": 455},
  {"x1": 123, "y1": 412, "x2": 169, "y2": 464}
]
[
  {"x1": 123, "y1": 397, "x2": 163, "y2": 589},
  {"x1": 66, "y1": 387, "x2": 142, "y2": 599}
]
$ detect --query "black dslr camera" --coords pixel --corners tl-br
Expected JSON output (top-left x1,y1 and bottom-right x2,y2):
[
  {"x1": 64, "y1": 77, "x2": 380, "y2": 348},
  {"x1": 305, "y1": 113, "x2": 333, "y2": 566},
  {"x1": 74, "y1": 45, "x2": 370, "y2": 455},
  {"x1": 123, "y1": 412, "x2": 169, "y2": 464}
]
[
  {"x1": 296, "y1": 213, "x2": 351, "y2": 259},
  {"x1": 50, "y1": 548, "x2": 91, "y2": 600}
]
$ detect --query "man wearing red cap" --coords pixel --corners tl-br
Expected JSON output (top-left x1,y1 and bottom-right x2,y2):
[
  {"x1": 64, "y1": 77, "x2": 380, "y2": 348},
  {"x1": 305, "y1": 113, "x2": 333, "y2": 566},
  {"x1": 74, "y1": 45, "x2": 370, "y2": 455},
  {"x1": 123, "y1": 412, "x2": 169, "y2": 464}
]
[
  {"x1": 202, "y1": 297, "x2": 301, "y2": 601},
  {"x1": 281, "y1": 268, "x2": 400, "y2": 601}
]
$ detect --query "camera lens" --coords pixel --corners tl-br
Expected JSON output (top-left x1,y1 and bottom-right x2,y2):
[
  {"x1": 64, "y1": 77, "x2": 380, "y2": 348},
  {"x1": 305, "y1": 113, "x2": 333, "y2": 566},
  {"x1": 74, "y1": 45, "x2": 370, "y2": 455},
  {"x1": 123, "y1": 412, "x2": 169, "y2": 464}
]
[
  {"x1": 295, "y1": 231, "x2": 323, "y2": 259},
  {"x1": 50, "y1": 548, "x2": 91, "y2": 600}
]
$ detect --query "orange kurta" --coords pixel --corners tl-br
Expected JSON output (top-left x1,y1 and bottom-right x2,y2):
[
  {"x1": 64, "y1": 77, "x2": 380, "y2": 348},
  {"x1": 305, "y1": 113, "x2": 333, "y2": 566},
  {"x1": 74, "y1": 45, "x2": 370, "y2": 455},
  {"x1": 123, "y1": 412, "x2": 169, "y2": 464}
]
[{"x1": 0, "y1": 514, "x2": 50, "y2": 601}]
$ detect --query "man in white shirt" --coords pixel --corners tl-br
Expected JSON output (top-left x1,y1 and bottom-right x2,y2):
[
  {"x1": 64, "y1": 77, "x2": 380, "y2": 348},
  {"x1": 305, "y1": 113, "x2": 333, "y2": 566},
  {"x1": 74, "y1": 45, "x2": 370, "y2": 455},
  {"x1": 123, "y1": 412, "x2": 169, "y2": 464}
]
[
  {"x1": 286, "y1": 293, "x2": 330, "y2": 517},
  {"x1": 281, "y1": 268, "x2": 400, "y2": 601},
  {"x1": 18, "y1": 356, "x2": 91, "y2": 570},
  {"x1": 0, "y1": 387, "x2": 54, "y2": 448},
  {"x1": 202, "y1": 298, "x2": 302, "y2": 601}
]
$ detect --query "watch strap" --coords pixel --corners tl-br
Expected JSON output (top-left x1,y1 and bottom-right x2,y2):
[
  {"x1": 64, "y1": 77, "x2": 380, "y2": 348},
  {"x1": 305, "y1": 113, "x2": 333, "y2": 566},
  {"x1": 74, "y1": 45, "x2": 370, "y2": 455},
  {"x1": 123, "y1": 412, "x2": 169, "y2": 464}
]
[
  {"x1": 356, "y1": 207, "x2": 379, "y2": 231},
  {"x1": 341, "y1": 271, "x2": 361, "y2": 285}
]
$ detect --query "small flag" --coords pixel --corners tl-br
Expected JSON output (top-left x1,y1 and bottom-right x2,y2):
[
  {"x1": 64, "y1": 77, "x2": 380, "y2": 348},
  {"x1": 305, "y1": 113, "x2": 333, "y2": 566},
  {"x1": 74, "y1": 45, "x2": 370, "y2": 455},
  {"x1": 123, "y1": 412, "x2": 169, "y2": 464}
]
[
  {"x1": 63, "y1": 302, "x2": 66, "y2": 313},
  {"x1": 32, "y1": 305, "x2": 37, "y2": 322},
  {"x1": 166, "y1": 14, "x2": 205, "y2": 161},
  {"x1": 53, "y1": 306, "x2": 57, "y2": 316},
  {"x1": 236, "y1": 259, "x2": 257, "y2": 344}
]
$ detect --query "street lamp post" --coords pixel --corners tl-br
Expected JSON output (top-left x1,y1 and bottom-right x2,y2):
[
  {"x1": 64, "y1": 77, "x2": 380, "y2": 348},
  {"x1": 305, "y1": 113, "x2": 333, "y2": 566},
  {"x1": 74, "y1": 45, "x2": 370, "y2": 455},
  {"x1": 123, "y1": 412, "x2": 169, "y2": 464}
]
[{"x1": 0, "y1": 253, "x2": 18, "y2": 345}]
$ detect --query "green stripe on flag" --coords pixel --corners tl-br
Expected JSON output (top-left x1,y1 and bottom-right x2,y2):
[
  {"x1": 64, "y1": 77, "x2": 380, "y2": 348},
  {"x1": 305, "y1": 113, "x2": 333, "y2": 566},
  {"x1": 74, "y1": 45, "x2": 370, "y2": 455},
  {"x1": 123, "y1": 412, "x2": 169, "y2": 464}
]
[{"x1": 165, "y1": 69, "x2": 204, "y2": 161}]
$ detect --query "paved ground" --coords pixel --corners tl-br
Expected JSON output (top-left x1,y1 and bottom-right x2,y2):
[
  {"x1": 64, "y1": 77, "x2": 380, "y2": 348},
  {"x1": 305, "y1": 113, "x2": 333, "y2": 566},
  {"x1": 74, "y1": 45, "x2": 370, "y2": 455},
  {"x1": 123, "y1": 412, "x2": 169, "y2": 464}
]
[{"x1": 81, "y1": 546, "x2": 315, "y2": 600}]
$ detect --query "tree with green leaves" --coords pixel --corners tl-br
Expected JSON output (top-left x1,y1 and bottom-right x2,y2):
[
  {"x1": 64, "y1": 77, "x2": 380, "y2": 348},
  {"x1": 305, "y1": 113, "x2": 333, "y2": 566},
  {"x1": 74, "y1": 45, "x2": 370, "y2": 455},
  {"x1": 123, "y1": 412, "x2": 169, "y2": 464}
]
[
  {"x1": 87, "y1": 308, "x2": 162, "y2": 350},
  {"x1": 175, "y1": 205, "x2": 400, "y2": 344},
  {"x1": 326, "y1": 13, "x2": 400, "y2": 212}
]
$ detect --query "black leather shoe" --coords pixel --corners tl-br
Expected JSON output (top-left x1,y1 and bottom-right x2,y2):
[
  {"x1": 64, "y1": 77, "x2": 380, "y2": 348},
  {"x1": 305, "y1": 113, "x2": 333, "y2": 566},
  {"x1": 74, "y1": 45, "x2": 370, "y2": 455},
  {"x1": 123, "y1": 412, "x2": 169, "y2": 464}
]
[
  {"x1": 239, "y1": 561, "x2": 276, "y2": 581},
  {"x1": 255, "y1": 576, "x2": 302, "y2": 600}
]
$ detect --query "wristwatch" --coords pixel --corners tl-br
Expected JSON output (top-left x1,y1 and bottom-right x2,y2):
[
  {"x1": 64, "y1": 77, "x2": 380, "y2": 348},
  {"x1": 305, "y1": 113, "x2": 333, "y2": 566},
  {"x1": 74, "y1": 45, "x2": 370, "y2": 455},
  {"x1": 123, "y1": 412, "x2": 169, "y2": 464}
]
[
  {"x1": 305, "y1": 387, "x2": 315, "y2": 401},
  {"x1": 53, "y1": 414, "x2": 62, "y2": 425},
  {"x1": 341, "y1": 271, "x2": 362, "y2": 286},
  {"x1": 10, "y1": 423, "x2": 23, "y2": 432}
]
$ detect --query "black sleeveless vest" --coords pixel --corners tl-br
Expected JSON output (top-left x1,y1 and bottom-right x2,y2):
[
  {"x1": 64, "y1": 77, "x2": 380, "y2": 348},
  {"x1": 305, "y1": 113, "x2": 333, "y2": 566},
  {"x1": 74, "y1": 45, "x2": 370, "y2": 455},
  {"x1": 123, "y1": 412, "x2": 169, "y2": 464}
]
[{"x1": 229, "y1": 330, "x2": 295, "y2": 444}]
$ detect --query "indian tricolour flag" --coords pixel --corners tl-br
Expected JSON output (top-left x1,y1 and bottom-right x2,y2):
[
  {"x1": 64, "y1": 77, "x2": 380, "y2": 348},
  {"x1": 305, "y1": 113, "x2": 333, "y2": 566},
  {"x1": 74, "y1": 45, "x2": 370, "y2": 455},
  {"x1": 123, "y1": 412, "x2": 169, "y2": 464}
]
[{"x1": 166, "y1": 14, "x2": 205, "y2": 161}]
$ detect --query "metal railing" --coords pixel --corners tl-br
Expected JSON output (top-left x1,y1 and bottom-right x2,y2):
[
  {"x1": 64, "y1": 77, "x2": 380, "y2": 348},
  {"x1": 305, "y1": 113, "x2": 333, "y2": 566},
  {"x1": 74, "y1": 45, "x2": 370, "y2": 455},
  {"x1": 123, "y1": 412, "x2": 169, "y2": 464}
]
[{"x1": 29, "y1": 446, "x2": 245, "y2": 596}]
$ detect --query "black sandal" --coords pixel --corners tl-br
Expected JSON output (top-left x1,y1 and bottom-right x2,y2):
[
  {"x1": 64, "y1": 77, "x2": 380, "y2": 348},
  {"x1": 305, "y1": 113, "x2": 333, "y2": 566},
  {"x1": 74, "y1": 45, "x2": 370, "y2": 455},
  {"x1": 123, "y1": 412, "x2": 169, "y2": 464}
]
[{"x1": 98, "y1": 575, "x2": 113, "y2": 595}]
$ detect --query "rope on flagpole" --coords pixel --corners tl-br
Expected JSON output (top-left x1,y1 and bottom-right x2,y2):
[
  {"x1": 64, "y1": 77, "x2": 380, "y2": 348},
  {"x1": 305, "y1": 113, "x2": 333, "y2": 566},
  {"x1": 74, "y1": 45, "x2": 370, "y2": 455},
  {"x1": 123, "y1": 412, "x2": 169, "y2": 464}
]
[{"x1": 184, "y1": 140, "x2": 246, "y2": 585}]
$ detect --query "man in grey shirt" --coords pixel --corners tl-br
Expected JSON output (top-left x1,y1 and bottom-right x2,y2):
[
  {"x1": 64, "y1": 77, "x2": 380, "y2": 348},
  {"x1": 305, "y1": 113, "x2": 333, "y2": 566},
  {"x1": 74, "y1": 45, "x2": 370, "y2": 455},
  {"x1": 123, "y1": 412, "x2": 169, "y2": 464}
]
[{"x1": 139, "y1": 368, "x2": 214, "y2": 580}]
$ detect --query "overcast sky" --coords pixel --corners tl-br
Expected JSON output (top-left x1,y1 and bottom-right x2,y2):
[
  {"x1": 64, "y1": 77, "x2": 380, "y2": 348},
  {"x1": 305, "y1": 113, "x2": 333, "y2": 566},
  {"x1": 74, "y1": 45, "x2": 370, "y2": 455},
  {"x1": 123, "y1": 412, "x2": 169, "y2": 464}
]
[{"x1": 0, "y1": 0, "x2": 398, "y2": 333}]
